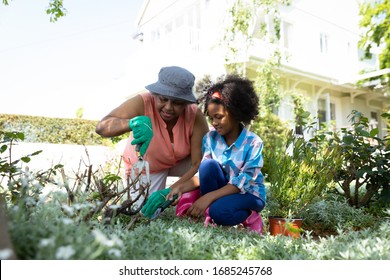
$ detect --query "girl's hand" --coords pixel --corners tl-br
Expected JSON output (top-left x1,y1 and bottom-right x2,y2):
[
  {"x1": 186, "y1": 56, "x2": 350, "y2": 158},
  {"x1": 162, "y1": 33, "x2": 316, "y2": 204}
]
[{"x1": 186, "y1": 195, "x2": 212, "y2": 218}]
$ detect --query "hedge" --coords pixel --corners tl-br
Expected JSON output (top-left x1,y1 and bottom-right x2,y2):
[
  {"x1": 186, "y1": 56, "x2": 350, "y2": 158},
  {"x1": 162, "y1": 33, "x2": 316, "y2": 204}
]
[{"x1": 0, "y1": 114, "x2": 127, "y2": 146}]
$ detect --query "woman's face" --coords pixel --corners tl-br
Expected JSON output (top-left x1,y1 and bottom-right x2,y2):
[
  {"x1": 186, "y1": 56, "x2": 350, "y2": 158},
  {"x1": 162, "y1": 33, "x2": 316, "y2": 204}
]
[
  {"x1": 155, "y1": 95, "x2": 187, "y2": 124},
  {"x1": 207, "y1": 102, "x2": 239, "y2": 139}
]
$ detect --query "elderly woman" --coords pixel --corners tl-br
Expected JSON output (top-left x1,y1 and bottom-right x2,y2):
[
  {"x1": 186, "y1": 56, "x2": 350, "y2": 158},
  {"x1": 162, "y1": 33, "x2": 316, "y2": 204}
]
[{"x1": 96, "y1": 66, "x2": 209, "y2": 196}]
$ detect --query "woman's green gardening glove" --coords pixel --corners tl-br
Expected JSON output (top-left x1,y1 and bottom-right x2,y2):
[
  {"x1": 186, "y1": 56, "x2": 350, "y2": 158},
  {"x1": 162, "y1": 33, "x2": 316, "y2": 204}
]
[
  {"x1": 129, "y1": 116, "x2": 153, "y2": 156},
  {"x1": 141, "y1": 188, "x2": 171, "y2": 219}
]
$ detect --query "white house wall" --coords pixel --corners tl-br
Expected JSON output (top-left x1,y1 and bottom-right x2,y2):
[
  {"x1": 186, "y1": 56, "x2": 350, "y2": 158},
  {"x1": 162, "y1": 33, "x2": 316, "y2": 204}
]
[
  {"x1": 277, "y1": 0, "x2": 360, "y2": 81},
  {"x1": 132, "y1": 0, "x2": 389, "y2": 137}
]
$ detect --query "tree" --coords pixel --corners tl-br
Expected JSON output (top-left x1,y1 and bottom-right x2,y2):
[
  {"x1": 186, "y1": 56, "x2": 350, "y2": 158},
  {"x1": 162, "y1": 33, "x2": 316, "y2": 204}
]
[
  {"x1": 2, "y1": 0, "x2": 67, "y2": 22},
  {"x1": 359, "y1": 0, "x2": 390, "y2": 81}
]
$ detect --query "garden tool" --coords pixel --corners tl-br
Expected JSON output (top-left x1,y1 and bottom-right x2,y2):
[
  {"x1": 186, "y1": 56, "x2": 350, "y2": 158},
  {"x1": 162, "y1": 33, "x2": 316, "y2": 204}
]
[
  {"x1": 150, "y1": 194, "x2": 179, "y2": 220},
  {"x1": 129, "y1": 144, "x2": 150, "y2": 207}
]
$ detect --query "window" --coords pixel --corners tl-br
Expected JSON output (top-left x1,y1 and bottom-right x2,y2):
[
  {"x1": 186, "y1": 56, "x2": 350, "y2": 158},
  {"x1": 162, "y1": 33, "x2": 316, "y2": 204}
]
[
  {"x1": 369, "y1": 111, "x2": 378, "y2": 130},
  {"x1": 282, "y1": 21, "x2": 293, "y2": 49},
  {"x1": 151, "y1": 29, "x2": 160, "y2": 41},
  {"x1": 187, "y1": 3, "x2": 200, "y2": 29},
  {"x1": 319, "y1": 32, "x2": 328, "y2": 54},
  {"x1": 176, "y1": 15, "x2": 184, "y2": 28},
  {"x1": 148, "y1": 3, "x2": 200, "y2": 49},
  {"x1": 165, "y1": 22, "x2": 173, "y2": 35},
  {"x1": 317, "y1": 98, "x2": 335, "y2": 125}
]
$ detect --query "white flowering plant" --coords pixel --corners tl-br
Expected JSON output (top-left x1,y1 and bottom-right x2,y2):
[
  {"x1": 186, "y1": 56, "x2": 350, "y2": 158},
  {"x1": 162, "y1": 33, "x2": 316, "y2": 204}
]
[{"x1": 1, "y1": 130, "x2": 390, "y2": 260}]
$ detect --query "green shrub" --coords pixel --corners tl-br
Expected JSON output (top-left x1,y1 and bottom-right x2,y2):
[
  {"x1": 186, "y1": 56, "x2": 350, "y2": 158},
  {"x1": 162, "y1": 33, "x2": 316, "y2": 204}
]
[
  {"x1": 0, "y1": 131, "x2": 63, "y2": 204},
  {"x1": 251, "y1": 112, "x2": 290, "y2": 176},
  {"x1": 327, "y1": 111, "x2": 390, "y2": 207},
  {"x1": 2, "y1": 129, "x2": 390, "y2": 260},
  {"x1": 300, "y1": 195, "x2": 377, "y2": 235},
  {"x1": 0, "y1": 114, "x2": 126, "y2": 146},
  {"x1": 305, "y1": 218, "x2": 390, "y2": 260},
  {"x1": 8, "y1": 202, "x2": 390, "y2": 260},
  {"x1": 7, "y1": 196, "x2": 124, "y2": 260},
  {"x1": 264, "y1": 125, "x2": 343, "y2": 218}
]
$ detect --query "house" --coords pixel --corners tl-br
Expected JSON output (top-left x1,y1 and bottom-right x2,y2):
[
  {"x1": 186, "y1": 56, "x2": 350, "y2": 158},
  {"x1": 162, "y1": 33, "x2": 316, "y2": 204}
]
[{"x1": 130, "y1": 0, "x2": 389, "y2": 137}]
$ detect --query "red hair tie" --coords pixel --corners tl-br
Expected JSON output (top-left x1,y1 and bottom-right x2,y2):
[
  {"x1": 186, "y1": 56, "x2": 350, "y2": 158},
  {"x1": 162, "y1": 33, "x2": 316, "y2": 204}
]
[{"x1": 211, "y1": 91, "x2": 222, "y2": 99}]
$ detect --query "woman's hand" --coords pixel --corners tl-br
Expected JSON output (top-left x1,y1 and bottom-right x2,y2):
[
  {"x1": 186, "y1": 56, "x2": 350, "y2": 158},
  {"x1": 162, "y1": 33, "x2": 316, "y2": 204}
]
[
  {"x1": 129, "y1": 116, "x2": 153, "y2": 156},
  {"x1": 167, "y1": 185, "x2": 182, "y2": 206}
]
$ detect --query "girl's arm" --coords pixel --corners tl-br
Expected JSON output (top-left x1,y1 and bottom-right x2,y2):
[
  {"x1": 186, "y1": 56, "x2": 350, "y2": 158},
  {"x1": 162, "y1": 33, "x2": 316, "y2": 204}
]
[{"x1": 169, "y1": 108, "x2": 209, "y2": 197}]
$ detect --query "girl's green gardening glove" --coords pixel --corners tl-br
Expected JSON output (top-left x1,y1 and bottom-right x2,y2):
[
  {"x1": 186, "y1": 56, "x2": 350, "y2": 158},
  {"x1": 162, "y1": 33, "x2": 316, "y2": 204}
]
[
  {"x1": 129, "y1": 116, "x2": 153, "y2": 156},
  {"x1": 141, "y1": 188, "x2": 171, "y2": 219}
]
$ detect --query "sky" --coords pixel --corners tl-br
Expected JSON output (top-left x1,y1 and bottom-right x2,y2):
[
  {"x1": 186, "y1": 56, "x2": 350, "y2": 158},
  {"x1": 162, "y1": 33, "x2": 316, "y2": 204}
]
[{"x1": 0, "y1": 0, "x2": 145, "y2": 120}]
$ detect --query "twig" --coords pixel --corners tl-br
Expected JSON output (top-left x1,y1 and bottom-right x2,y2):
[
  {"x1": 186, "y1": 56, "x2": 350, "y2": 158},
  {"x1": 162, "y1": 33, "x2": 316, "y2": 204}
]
[{"x1": 60, "y1": 168, "x2": 74, "y2": 204}]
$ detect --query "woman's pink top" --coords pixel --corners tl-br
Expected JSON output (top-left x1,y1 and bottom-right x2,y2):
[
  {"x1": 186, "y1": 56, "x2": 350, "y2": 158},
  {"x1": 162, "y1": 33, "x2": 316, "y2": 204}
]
[{"x1": 123, "y1": 92, "x2": 197, "y2": 175}]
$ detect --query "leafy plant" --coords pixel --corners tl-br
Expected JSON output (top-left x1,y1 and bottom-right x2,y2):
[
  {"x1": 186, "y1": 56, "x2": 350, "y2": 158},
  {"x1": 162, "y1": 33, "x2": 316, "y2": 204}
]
[
  {"x1": 254, "y1": 52, "x2": 284, "y2": 114},
  {"x1": 46, "y1": 0, "x2": 67, "y2": 22},
  {"x1": 0, "y1": 131, "x2": 64, "y2": 206},
  {"x1": 7, "y1": 196, "x2": 124, "y2": 260},
  {"x1": 7, "y1": 201, "x2": 390, "y2": 260},
  {"x1": 0, "y1": 130, "x2": 149, "y2": 227},
  {"x1": 2, "y1": 130, "x2": 390, "y2": 261},
  {"x1": 300, "y1": 194, "x2": 377, "y2": 235},
  {"x1": 251, "y1": 112, "x2": 290, "y2": 176},
  {"x1": 1, "y1": 0, "x2": 67, "y2": 22},
  {"x1": 328, "y1": 110, "x2": 390, "y2": 207},
  {"x1": 265, "y1": 117, "x2": 343, "y2": 218}
]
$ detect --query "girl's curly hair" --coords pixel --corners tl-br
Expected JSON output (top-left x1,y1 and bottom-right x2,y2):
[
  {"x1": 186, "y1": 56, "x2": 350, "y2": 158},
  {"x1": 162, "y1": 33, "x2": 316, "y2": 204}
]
[{"x1": 197, "y1": 75, "x2": 259, "y2": 126}]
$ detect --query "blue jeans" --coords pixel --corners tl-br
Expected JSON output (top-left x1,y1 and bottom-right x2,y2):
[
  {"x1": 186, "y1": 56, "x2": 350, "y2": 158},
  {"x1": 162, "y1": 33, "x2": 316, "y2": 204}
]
[{"x1": 199, "y1": 159, "x2": 265, "y2": 226}]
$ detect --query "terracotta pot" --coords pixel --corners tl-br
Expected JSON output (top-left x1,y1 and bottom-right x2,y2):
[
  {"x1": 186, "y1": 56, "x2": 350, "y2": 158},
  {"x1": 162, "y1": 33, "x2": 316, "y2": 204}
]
[{"x1": 268, "y1": 216, "x2": 303, "y2": 238}]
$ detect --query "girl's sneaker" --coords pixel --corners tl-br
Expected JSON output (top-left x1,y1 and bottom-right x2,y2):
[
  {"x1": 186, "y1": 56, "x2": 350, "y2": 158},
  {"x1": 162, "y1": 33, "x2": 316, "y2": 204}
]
[
  {"x1": 242, "y1": 211, "x2": 263, "y2": 235},
  {"x1": 204, "y1": 207, "x2": 216, "y2": 227}
]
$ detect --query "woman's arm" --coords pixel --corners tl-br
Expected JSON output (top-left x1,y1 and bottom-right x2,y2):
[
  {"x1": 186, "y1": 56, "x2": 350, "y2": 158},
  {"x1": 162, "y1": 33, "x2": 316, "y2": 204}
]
[
  {"x1": 169, "y1": 108, "x2": 209, "y2": 197},
  {"x1": 95, "y1": 95, "x2": 145, "y2": 137}
]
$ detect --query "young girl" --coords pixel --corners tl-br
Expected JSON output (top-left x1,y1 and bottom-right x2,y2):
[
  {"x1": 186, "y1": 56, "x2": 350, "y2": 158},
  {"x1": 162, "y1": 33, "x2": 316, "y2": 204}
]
[
  {"x1": 175, "y1": 75, "x2": 266, "y2": 234},
  {"x1": 142, "y1": 75, "x2": 266, "y2": 234}
]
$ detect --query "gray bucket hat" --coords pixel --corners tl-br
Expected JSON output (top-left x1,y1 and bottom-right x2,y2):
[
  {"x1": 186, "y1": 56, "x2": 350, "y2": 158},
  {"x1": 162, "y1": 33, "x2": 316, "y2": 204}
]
[{"x1": 145, "y1": 66, "x2": 197, "y2": 103}]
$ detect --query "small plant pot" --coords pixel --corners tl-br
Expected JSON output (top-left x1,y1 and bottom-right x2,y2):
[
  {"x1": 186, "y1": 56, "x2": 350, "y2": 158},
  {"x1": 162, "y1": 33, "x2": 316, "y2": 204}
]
[{"x1": 268, "y1": 216, "x2": 303, "y2": 238}]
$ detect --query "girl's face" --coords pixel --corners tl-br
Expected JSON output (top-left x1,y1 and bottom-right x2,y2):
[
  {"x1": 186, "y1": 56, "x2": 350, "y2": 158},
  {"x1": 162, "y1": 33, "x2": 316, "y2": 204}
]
[
  {"x1": 155, "y1": 95, "x2": 187, "y2": 124},
  {"x1": 207, "y1": 102, "x2": 240, "y2": 142}
]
